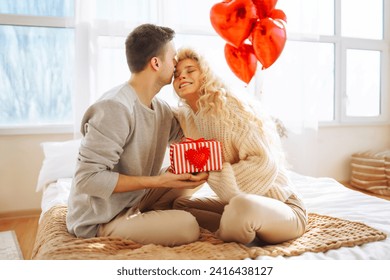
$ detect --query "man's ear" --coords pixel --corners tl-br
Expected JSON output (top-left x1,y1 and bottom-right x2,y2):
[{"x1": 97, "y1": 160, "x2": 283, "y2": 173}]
[{"x1": 151, "y1": 57, "x2": 160, "y2": 71}]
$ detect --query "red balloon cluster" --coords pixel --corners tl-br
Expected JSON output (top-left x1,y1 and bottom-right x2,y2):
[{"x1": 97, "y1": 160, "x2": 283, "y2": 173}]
[{"x1": 210, "y1": 0, "x2": 287, "y2": 83}]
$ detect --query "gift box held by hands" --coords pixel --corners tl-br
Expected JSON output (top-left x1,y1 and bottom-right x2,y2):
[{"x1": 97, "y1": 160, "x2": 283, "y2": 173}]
[{"x1": 169, "y1": 138, "x2": 223, "y2": 174}]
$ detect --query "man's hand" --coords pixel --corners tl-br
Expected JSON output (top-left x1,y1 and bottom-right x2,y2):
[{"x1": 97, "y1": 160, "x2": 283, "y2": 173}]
[
  {"x1": 114, "y1": 172, "x2": 208, "y2": 193},
  {"x1": 157, "y1": 171, "x2": 209, "y2": 189}
]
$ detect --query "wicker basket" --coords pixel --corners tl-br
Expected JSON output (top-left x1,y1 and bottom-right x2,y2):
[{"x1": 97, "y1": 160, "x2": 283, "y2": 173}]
[{"x1": 350, "y1": 151, "x2": 390, "y2": 197}]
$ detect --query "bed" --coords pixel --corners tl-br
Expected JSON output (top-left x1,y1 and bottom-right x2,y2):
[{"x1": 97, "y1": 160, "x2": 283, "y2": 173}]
[{"x1": 31, "y1": 139, "x2": 390, "y2": 260}]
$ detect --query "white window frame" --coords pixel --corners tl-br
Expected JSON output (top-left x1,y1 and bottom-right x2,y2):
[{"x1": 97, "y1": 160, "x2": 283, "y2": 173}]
[
  {"x1": 326, "y1": 0, "x2": 389, "y2": 126},
  {"x1": 0, "y1": 12, "x2": 75, "y2": 135},
  {"x1": 338, "y1": 39, "x2": 389, "y2": 124},
  {"x1": 278, "y1": 0, "x2": 389, "y2": 127}
]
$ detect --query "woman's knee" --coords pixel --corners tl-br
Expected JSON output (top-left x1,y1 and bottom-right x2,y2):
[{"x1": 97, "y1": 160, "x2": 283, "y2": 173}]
[
  {"x1": 218, "y1": 194, "x2": 288, "y2": 244},
  {"x1": 225, "y1": 194, "x2": 259, "y2": 215},
  {"x1": 217, "y1": 194, "x2": 258, "y2": 243}
]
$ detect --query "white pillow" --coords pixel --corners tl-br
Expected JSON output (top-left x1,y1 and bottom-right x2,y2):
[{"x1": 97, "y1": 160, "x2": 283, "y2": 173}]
[{"x1": 36, "y1": 139, "x2": 81, "y2": 192}]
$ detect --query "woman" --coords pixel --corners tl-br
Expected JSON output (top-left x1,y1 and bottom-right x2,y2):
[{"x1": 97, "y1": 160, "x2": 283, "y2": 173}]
[{"x1": 172, "y1": 47, "x2": 307, "y2": 245}]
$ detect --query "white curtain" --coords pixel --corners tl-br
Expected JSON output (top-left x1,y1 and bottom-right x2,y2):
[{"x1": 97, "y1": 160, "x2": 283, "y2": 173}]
[
  {"x1": 73, "y1": 0, "x2": 143, "y2": 136},
  {"x1": 72, "y1": 0, "x2": 324, "y2": 177},
  {"x1": 73, "y1": 0, "x2": 93, "y2": 137},
  {"x1": 256, "y1": 0, "x2": 325, "y2": 176},
  {"x1": 72, "y1": 0, "x2": 256, "y2": 134}
]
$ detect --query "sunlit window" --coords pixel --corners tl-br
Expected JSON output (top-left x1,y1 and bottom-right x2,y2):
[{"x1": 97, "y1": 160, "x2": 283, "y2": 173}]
[
  {"x1": 341, "y1": 0, "x2": 383, "y2": 40},
  {"x1": 279, "y1": 0, "x2": 334, "y2": 36},
  {"x1": 95, "y1": 0, "x2": 154, "y2": 22},
  {"x1": 0, "y1": 0, "x2": 73, "y2": 16},
  {"x1": 346, "y1": 50, "x2": 381, "y2": 117},
  {"x1": 268, "y1": 0, "x2": 387, "y2": 123},
  {"x1": 0, "y1": 0, "x2": 388, "y2": 132},
  {"x1": 262, "y1": 41, "x2": 334, "y2": 122},
  {"x1": 0, "y1": 25, "x2": 74, "y2": 125},
  {"x1": 0, "y1": 0, "x2": 74, "y2": 126}
]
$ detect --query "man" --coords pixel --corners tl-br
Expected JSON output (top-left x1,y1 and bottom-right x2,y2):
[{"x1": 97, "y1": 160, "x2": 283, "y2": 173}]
[{"x1": 66, "y1": 23, "x2": 208, "y2": 246}]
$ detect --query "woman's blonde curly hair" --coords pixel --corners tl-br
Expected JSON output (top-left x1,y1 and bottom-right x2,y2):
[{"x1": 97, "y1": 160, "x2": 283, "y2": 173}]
[
  {"x1": 176, "y1": 47, "x2": 262, "y2": 129},
  {"x1": 175, "y1": 47, "x2": 287, "y2": 166}
]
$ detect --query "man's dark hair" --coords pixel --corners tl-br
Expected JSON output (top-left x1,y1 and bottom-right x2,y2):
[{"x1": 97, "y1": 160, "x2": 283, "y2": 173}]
[{"x1": 125, "y1": 23, "x2": 175, "y2": 73}]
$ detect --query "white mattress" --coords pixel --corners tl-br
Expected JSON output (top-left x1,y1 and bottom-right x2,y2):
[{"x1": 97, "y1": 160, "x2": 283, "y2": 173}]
[{"x1": 40, "y1": 172, "x2": 390, "y2": 260}]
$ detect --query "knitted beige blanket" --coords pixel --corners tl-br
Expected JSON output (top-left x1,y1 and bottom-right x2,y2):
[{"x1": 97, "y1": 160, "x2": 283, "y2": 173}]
[{"x1": 31, "y1": 205, "x2": 386, "y2": 260}]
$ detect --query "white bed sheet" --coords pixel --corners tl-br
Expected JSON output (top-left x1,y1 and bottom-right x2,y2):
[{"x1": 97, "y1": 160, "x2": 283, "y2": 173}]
[
  {"x1": 40, "y1": 172, "x2": 390, "y2": 260},
  {"x1": 40, "y1": 178, "x2": 72, "y2": 223},
  {"x1": 258, "y1": 172, "x2": 390, "y2": 260}
]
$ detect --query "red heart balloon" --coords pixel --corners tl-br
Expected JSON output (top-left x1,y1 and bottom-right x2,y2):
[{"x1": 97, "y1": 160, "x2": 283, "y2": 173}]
[
  {"x1": 225, "y1": 43, "x2": 257, "y2": 83},
  {"x1": 185, "y1": 146, "x2": 210, "y2": 171},
  {"x1": 252, "y1": 18, "x2": 286, "y2": 69},
  {"x1": 269, "y1": 9, "x2": 287, "y2": 23},
  {"x1": 210, "y1": 0, "x2": 258, "y2": 48},
  {"x1": 251, "y1": 0, "x2": 278, "y2": 19}
]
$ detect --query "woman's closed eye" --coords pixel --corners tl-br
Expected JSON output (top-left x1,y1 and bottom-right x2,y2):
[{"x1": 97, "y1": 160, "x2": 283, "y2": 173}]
[{"x1": 174, "y1": 68, "x2": 196, "y2": 79}]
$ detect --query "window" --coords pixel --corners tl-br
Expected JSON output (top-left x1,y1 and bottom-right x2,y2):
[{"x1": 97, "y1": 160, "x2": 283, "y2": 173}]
[
  {"x1": 262, "y1": 0, "x2": 389, "y2": 124},
  {"x1": 346, "y1": 49, "x2": 381, "y2": 117},
  {"x1": 90, "y1": 0, "x2": 253, "y2": 106},
  {"x1": 1, "y1": 0, "x2": 388, "y2": 134},
  {"x1": 0, "y1": 0, "x2": 74, "y2": 130}
]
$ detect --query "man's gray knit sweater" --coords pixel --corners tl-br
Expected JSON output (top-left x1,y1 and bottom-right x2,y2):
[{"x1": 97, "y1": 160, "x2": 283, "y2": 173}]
[{"x1": 66, "y1": 83, "x2": 183, "y2": 238}]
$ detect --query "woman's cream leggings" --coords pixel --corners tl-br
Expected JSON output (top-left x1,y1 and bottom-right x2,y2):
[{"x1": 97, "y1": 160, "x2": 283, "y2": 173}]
[{"x1": 173, "y1": 193, "x2": 308, "y2": 244}]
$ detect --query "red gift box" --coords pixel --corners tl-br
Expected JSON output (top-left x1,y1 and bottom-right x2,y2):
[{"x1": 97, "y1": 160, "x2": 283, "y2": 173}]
[{"x1": 169, "y1": 138, "x2": 223, "y2": 174}]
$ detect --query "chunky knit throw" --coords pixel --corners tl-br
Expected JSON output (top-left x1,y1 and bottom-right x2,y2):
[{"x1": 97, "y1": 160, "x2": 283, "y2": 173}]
[{"x1": 31, "y1": 205, "x2": 386, "y2": 260}]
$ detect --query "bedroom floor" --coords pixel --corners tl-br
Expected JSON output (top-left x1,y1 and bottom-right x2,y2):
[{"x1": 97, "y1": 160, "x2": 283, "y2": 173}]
[{"x1": 0, "y1": 211, "x2": 40, "y2": 260}]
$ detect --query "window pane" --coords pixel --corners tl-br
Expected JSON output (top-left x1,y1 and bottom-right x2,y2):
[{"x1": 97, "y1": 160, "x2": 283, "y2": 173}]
[
  {"x1": 0, "y1": 25, "x2": 74, "y2": 125},
  {"x1": 95, "y1": 0, "x2": 156, "y2": 22},
  {"x1": 262, "y1": 41, "x2": 334, "y2": 122},
  {"x1": 278, "y1": 0, "x2": 334, "y2": 35},
  {"x1": 346, "y1": 49, "x2": 381, "y2": 117},
  {"x1": 0, "y1": 0, "x2": 74, "y2": 17},
  {"x1": 163, "y1": 0, "x2": 214, "y2": 32},
  {"x1": 95, "y1": 36, "x2": 129, "y2": 101},
  {"x1": 341, "y1": 0, "x2": 383, "y2": 39}
]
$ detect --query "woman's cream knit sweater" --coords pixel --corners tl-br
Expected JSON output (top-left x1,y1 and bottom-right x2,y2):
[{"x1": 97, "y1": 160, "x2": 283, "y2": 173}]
[{"x1": 176, "y1": 104, "x2": 296, "y2": 204}]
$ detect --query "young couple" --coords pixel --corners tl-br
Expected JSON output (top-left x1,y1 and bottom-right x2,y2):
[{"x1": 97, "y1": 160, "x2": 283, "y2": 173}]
[{"x1": 66, "y1": 23, "x2": 307, "y2": 247}]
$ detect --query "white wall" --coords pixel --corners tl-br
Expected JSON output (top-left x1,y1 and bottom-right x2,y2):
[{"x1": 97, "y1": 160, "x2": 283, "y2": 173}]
[
  {"x1": 282, "y1": 124, "x2": 390, "y2": 181},
  {"x1": 0, "y1": 124, "x2": 389, "y2": 213},
  {"x1": 0, "y1": 133, "x2": 73, "y2": 214}
]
